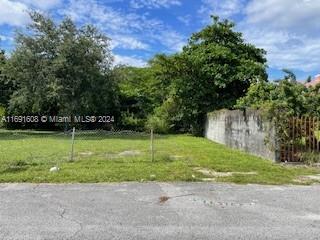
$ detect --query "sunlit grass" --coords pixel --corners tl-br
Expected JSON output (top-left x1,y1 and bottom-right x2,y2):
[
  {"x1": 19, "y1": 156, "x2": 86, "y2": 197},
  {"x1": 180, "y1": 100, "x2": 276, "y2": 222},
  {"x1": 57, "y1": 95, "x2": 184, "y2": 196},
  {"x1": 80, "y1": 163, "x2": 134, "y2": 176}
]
[{"x1": 0, "y1": 130, "x2": 319, "y2": 184}]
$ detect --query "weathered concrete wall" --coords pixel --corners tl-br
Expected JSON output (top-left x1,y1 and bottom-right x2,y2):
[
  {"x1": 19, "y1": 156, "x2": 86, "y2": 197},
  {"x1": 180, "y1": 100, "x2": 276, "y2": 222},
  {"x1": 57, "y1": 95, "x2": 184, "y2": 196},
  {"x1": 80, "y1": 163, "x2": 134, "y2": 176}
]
[{"x1": 205, "y1": 109, "x2": 278, "y2": 161}]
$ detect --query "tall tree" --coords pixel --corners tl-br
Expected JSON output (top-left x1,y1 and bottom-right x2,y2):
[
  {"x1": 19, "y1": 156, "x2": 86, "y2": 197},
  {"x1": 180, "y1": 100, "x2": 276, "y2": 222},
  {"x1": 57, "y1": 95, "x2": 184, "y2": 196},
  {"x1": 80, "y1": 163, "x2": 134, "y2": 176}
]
[
  {"x1": 152, "y1": 16, "x2": 267, "y2": 134},
  {"x1": 6, "y1": 12, "x2": 119, "y2": 119},
  {"x1": 0, "y1": 50, "x2": 13, "y2": 106},
  {"x1": 282, "y1": 69, "x2": 297, "y2": 83},
  {"x1": 115, "y1": 65, "x2": 170, "y2": 130},
  {"x1": 0, "y1": 49, "x2": 6, "y2": 105}
]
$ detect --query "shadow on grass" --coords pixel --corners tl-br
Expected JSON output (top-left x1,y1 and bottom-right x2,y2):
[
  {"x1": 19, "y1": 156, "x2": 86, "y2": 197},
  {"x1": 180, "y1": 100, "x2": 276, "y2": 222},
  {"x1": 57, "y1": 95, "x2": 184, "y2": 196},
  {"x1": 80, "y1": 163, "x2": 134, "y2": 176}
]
[
  {"x1": 0, "y1": 131, "x2": 62, "y2": 140},
  {"x1": 0, "y1": 130, "x2": 171, "y2": 141},
  {"x1": 0, "y1": 160, "x2": 30, "y2": 174}
]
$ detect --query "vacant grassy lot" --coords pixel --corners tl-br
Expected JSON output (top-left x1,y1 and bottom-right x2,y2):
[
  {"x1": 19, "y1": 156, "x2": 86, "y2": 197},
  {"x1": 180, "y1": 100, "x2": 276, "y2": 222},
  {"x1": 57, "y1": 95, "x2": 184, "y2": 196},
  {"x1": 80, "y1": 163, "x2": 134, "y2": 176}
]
[{"x1": 0, "y1": 130, "x2": 319, "y2": 184}]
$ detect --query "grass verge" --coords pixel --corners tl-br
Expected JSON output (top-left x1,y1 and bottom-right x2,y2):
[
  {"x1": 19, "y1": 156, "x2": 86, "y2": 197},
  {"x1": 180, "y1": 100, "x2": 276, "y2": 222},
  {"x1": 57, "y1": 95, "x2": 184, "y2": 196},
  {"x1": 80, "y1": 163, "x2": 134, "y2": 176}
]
[{"x1": 0, "y1": 130, "x2": 319, "y2": 184}]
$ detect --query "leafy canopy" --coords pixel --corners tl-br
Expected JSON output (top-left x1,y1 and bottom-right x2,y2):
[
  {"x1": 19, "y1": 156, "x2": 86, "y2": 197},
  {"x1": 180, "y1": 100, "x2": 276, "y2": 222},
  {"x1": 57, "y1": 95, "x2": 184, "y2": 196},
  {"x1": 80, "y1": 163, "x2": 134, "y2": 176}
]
[
  {"x1": 236, "y1": 70, "x2": 320, "y2": 118},
  {"x1": 150, "y1": 16, "x2": 267, "y2": 134},
  {"x1": 0, "y1": 50, "x2": 11, "y2": 106},
  {"x1": 5, "y1": 12, "x2": 119, "y2": 118}
]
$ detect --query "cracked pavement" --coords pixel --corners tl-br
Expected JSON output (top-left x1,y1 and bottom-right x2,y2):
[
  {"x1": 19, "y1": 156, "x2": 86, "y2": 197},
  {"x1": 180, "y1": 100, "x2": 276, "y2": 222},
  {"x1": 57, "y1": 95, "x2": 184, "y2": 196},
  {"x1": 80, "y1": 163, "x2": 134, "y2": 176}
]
[{"x1": 0, "y1": 183, "x2": 320, "y2": 240}]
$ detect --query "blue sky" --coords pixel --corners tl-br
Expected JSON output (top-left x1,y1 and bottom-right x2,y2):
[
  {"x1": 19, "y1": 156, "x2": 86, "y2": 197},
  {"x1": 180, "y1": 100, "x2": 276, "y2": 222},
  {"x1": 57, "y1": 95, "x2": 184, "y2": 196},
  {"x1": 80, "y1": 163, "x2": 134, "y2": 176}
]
[{"x1": 0, "y1": 0, "x2": 319, "y2": 81}]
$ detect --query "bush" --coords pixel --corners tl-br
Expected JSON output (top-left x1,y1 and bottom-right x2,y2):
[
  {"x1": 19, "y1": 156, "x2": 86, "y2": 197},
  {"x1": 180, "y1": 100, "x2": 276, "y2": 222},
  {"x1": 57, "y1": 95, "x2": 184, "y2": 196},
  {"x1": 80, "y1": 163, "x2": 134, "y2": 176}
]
[
  {"x1": 301, "y1": 152, "x2": 320, "y2": 165},
  {"x1": 145, "y1": 98, "x2": 178, "y2": 133},
  {"x1": 0, "y1": 106, "x2": 5, "y2": 128},
  {"x1": 146, "y1": 115, "x2": 169, "y2": 134},
  {"x1": 121, "y1": 112, "x2": 145, "y2": 131}
]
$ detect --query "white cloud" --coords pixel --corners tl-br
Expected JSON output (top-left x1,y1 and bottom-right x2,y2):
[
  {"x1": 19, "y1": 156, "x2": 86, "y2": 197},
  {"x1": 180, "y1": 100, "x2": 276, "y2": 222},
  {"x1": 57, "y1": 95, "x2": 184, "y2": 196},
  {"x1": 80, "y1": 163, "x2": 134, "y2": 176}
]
[
  {"x1": 156, "y1": 30, "x2": 186, "y2": 52},
  {"x1": 19, "y1": 0, "x2": 62, "y2": 10},
  {"x1": 199, "y1": 0, "x2": 245, "y2": 19},
  {"x1": 62, "y1": 0, "x2": 165, "y2": 34},
  {"x1": 197, "y1": 0, "x2": 320, "y2": 74},
  {"x1": 240, "y1": 0, "x2": 320, "y2": 73},
  {"x1": 0, "y1": 0, "x2": 63, "y2": 27},
  {"x1": 242, "y1": 29, "x2": 320, "y2": 72},
  {"x1": 130, "y1": 0, "x2": 181, "y2": 9},
  {"x1": 177, "y1": 15, "x2": 191, "y2": 26},
  {"x1": 245, "y1": 0, "x2": 320, "y2": 33},
  {"x1": 114, "y1": 54, "x2": 147, "y2": 67},
  {"x1": 61, "y1": 0, "x2": 186, "y2": 52},
  {"x1": 110, "y1": 35, "x2": 149, "y2": 50},
  {"x1": 0, "y1": 34, "x2": 14, "y2": 42},
  {"x1": 0, "y1": 0, "x2": 29, "y2": 26}
]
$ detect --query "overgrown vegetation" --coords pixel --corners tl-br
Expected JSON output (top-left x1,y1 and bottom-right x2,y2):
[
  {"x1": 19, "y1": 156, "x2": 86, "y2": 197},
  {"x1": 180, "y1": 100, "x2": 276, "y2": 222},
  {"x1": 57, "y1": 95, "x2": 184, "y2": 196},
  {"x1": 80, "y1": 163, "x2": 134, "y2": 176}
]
[
  {"x1": 236, "y1": 70, "x2": 320, "y2": 163},
  {"x1": 236, "y1": 71, "x2": 320, "y2": 117},
  {"x1": 0, "y1": 13, "x2": 267, "y2": 133},
  {"x1": 148, "y1": 17, "x2": 267, "y2": 134}
]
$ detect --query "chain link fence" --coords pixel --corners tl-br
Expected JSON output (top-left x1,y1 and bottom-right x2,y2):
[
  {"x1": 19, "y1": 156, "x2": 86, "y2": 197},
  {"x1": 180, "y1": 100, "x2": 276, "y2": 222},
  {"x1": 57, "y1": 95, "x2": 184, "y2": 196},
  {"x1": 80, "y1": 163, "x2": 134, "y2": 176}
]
[{"x1": 0, "y1": 128, "x2": 184, "y2": 173}]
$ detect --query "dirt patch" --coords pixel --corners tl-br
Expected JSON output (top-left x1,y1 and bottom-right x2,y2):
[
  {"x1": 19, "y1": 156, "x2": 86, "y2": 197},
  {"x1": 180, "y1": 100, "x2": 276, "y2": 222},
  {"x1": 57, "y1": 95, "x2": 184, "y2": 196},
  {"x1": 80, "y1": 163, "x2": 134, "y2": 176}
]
[
  {"x1": 118, "y1": 150, "x2": 141, "y2": 157},
  {"x1": 79, "y1": 151, "x2": 93, "y2": 156},
  {"x1": 105, "y1": 150, "x2": 142, "y2": 159},
  {"x1": 105, "y1": 153, "x2": 119, "y2": 159},
  {"x1": 169, "y1": 155, "x2": 184, "y2": 161},
  {"x1": 201, "y1": 178, "x2": 217, "y2": 182},
  {"x1": 194, "y1": 167, "x2": 257, "y2": 178},
  {"x1": 294, "y1": 174, "x2": 320, "y2": 183}
]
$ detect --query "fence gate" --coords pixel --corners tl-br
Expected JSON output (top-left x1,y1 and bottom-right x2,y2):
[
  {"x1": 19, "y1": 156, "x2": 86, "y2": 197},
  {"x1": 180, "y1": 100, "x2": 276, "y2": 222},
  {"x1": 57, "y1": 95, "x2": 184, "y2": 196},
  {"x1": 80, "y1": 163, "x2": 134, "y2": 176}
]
[{"x1": 280, "y1": 117, "x2": 320, "y2": 162}]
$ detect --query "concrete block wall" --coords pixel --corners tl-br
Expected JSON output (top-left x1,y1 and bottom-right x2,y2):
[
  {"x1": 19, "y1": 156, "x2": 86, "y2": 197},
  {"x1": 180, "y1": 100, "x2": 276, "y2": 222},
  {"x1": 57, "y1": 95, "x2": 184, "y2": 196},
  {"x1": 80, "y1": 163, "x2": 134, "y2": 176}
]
[{"x1": 205, "y1": 109, "x2": 278, "y2": 161}]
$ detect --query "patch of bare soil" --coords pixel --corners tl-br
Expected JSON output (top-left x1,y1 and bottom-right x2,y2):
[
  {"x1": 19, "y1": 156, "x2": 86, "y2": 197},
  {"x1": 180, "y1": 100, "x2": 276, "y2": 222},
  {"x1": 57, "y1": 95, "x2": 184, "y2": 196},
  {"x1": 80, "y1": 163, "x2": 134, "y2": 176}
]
[
  {"x1": 105, "y1": 150, "x2": 142, "y2": 159},
  {"x1": 294, "y1": 174, "x2": 320, "y2": 184},
  {"x1": 105, "y1": 153, "x2": 120, "y2": 159},
  {"x1": 193, "y1": 167, "x2": 257, "y2": 181},
  {"x1": 118, "y1": 150, "x2": 141, "y2": 157},
  {"x1": 79, "y1": 151, "x2": 94, "y2": 156},
  {"x1": 169, "y1": 155, "x2": 184, "y2": 160}
]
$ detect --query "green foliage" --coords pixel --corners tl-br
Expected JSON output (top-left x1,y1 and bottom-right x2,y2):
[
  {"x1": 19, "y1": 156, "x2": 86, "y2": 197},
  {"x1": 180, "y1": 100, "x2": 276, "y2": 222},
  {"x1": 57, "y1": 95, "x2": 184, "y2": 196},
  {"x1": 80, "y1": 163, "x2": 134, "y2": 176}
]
[
  {"x1": 236, "y1": 70, "x2": 320, "y2": 163},
  {"x1": 115, "y1": 66, "x2": 164, "y2": 129},
  {"x1": 146, "y1": 97, "x2": 178, "y2": 133},
  {"x1": 0, "y1": 106, "x2": 4, "y2": 128},
  {"x1": 301, "y1": 152, "x2": 320, "y2": 165},
  {"x1": 4, "y1": 12, "x2": 119, "y2": 122},
  {"x1": 121, "y1": 111, "x2": 145, "y2": 131},
  {"x1": 151, "y1": 16, "x2": 267, "y2": 135},
  {"x1": 115, "y1": 65, "x2": 174, "y2": 130},
  {"x1": 0, "y1": 50, "x2": 10, "y2": 128},
  {"x1": 281, "y1": 69, "x2": 297, "y2": 83},
  {"x1": 146, "y1": 116, "x2": 169, "y2": 133},
  {"x1": 236, "y1": 74, "x2": 320, "y2": 118},
  {"x1": 0, "y1": 50, "x2": 14, "y2": 106}
]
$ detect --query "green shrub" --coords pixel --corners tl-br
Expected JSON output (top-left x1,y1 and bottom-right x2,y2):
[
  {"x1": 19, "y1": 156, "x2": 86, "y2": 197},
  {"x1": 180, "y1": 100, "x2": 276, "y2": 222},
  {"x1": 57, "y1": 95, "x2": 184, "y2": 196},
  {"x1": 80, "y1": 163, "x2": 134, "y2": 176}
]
[
  {"x1": 0, "y1": 106, "x2": 5, "y2": 128},
  {"x1": 146, "y1": 114, "x2": 169, "y2": 134},
  {"x1": 301, "y1": 152, "x2": 320, "y2": 165},
  {"x1": 145, "y1": 97, "x2": 179, "y2": 134},
  {"x1": 121, "y1": 112, "x2": 145, "y2": 131}
]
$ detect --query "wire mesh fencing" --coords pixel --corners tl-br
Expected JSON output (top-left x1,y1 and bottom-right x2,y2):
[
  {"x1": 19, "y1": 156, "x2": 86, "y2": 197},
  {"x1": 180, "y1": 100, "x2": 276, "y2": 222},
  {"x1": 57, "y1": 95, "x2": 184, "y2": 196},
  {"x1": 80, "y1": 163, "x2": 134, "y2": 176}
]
[
  {"x1": 0, "y1": 128, "x2": 183, "y2": 174},
  {"x1": 68, "y1": 128, "x2": 157, "y2": 164}
]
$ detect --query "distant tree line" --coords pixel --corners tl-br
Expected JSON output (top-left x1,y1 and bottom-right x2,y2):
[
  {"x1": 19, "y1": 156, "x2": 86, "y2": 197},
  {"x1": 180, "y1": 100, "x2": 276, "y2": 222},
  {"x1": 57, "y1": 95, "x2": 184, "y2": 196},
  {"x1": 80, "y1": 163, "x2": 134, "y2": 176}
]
[{"x1": 6, "y1": 13, "x2": 318, "y2": 134}]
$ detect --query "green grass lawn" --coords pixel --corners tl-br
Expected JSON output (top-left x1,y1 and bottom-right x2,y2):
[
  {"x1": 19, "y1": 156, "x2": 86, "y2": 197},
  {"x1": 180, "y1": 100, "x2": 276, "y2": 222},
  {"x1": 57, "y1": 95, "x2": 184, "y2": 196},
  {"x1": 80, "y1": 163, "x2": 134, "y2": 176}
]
[{"x1": 0, "y1": 130, "x2": 319, "y2": 184}]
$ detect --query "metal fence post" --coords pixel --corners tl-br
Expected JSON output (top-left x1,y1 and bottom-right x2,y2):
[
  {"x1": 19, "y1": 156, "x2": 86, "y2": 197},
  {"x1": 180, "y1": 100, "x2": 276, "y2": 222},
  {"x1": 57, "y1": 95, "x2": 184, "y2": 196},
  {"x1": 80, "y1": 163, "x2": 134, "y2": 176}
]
[
  {"x1": 150, "y1": 128, "x2": 154, "y2": 162},
  {"x1": 70, "y1": 127, "x2": 76, "y2": 162}
]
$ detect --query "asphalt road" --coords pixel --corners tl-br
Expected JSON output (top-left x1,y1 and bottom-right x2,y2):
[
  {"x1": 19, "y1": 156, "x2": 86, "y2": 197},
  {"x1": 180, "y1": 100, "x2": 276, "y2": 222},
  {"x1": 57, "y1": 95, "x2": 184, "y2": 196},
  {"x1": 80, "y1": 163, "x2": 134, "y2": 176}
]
[{"x1": 0, "y1": 183, "x2": 319, "y2": 240}]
